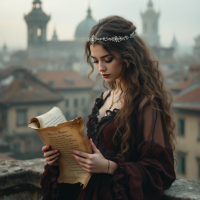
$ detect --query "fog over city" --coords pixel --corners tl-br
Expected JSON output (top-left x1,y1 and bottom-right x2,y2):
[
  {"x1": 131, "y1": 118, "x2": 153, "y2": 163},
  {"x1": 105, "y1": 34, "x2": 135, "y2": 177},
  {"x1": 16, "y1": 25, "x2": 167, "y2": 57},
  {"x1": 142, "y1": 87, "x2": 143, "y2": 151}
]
[
  {"x1": 1, "y1": 0, "x2": 200, "y2": 53},
  {"x1": 0, "y1": 0, "x2": 200, "y2": 194}
]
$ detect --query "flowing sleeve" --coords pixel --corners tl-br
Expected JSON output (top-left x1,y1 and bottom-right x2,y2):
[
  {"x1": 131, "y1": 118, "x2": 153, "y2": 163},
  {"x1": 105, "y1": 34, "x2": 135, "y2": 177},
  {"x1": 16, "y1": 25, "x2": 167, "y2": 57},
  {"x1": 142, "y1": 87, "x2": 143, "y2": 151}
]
[
  {"x1": 40, "y1": 164, "x2": 81, "y2": 200},
  {"x1": 112, "y1": 99, "x2": 176, "y2": 200}
]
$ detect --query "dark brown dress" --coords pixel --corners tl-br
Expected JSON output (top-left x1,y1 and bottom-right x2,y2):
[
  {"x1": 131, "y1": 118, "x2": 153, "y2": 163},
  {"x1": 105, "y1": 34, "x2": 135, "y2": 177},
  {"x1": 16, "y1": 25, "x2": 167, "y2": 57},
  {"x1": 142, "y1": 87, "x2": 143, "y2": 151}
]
[{"x1": 40, "y1": 91, "x2": 176, "y2": 200}]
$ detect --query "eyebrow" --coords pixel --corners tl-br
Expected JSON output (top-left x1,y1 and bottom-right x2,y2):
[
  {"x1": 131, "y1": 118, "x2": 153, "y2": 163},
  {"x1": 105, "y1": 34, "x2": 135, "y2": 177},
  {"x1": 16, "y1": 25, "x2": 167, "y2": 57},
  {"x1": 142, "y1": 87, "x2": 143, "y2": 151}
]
[{"x1": 91, "y1": 54, "x2": 110, "y2": 59}]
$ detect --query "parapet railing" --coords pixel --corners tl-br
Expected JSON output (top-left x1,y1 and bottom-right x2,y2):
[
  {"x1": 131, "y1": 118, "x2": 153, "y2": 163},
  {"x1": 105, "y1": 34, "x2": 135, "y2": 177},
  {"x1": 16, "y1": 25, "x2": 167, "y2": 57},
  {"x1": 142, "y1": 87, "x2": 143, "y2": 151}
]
[{"x1": 0, "y1": 159, "x2": 200, "y2": 200}]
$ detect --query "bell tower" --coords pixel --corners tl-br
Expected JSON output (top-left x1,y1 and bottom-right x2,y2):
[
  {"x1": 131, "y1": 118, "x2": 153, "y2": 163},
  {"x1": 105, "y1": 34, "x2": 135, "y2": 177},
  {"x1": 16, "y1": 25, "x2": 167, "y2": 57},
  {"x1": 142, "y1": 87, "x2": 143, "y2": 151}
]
[
  {"x1": 141, "y1": 0, "x2": 160, "y2": 46},
  {"x1": 24, "y1": 0, "x2": 50, "y2": 48}
]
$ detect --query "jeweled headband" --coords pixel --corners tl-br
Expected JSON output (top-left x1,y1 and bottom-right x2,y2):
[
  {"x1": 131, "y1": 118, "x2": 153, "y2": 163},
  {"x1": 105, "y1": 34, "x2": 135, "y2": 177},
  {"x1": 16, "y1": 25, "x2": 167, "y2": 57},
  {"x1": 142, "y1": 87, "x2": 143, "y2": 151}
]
[{"x1": 87, "y1": 31, "x2": 136, "y2": 45}]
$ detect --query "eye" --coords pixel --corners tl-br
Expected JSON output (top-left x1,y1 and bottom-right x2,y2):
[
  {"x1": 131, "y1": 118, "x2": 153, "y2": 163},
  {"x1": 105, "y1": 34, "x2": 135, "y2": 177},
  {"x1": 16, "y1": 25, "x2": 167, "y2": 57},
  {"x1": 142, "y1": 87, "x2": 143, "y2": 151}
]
[
  {"x1": 105, "y1": 58, "x2": 113, "y2": 63},
  {"x1": 93, "y1": 60, "x2": 98, "y2": 64}
]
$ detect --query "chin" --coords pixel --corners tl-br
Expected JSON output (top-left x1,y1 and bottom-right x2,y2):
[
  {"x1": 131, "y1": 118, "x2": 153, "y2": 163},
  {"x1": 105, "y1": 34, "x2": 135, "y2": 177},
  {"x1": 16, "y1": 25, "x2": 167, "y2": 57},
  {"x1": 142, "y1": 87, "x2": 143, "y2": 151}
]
[{"x1": 104, "y1": 78, "x2": 114, "y2": 83}]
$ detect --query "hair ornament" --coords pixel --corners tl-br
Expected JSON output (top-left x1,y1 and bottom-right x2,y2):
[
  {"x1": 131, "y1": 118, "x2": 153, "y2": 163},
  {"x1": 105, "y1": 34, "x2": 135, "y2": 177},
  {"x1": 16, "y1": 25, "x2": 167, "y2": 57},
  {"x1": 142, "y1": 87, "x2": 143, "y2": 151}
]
[{"x1": 87, "y1": 31, "x2": 136, "y2": 46}]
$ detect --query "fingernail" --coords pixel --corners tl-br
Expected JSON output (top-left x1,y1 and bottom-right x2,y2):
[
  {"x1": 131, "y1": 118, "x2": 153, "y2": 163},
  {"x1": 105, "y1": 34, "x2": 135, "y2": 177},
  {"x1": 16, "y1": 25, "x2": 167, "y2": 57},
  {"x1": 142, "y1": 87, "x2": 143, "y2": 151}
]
[
  {"x1": 70, "y1": 150, "x2": 73, "y2": 152},
  {"x1": 55, "y1": 150, "x2": 58, "y2": 152}
]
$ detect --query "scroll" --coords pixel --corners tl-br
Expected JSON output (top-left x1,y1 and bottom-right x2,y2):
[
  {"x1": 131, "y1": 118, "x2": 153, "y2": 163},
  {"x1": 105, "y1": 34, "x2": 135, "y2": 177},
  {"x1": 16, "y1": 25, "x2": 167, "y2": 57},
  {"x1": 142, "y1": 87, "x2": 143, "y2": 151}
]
[{"x1": 28, "y1": 107, "x2": 92, "y2": 188}]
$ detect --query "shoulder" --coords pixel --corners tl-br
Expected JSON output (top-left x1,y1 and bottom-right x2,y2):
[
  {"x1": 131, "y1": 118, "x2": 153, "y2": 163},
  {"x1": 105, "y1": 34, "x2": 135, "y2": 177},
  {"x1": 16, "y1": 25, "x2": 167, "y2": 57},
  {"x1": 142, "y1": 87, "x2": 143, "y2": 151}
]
[
  {"x1": 138, "y1": 95, "x2": 160, "y2": 112},
  {"x1": 138, "y1": 96, "x2": 151, "y2": 111}
]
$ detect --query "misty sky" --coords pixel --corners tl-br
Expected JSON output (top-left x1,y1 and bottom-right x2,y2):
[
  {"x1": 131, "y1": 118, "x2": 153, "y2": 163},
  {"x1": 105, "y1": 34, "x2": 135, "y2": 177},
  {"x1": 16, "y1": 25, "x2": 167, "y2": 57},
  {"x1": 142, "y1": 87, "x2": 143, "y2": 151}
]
[{"x1": 0, "y1": 0, "x2": 200, "y2": 50}]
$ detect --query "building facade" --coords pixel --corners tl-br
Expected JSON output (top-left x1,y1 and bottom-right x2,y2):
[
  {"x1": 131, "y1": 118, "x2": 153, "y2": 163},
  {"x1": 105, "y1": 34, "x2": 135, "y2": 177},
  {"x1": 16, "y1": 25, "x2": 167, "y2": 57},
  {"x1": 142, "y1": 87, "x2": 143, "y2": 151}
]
[
  {"x1": 0, "y1": 67, "x2": 63, "y2": 159},
  {"x1": 173, "y1": 82, "x2": 200, "y2": 182}
]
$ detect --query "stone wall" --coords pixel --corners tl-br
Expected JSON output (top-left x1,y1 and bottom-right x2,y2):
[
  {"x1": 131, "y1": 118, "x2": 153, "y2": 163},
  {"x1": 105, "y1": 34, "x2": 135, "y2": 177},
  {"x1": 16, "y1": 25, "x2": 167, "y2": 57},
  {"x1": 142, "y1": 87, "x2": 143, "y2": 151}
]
[{"x1": 0, "y1": 159, "x2": 200, "y2": 200}]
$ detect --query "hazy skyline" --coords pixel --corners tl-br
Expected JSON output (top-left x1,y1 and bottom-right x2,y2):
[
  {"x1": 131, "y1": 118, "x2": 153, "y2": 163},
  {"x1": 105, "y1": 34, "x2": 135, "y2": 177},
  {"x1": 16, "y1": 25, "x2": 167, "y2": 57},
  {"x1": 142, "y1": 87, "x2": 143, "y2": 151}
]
[{"x1": 0, "y1": 0, "x2": 200, "y2": 51}]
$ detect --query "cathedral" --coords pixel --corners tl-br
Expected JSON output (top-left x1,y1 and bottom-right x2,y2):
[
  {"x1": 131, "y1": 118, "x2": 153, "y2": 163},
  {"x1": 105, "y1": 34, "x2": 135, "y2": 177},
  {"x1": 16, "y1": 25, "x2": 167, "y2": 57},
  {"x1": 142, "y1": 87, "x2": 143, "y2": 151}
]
[
  {"x1": 23, "y1": 0, "x2": 174, "y2": 60},
  {"x1": 24, "y1": 0, "x2": 97, "y2": 59}
]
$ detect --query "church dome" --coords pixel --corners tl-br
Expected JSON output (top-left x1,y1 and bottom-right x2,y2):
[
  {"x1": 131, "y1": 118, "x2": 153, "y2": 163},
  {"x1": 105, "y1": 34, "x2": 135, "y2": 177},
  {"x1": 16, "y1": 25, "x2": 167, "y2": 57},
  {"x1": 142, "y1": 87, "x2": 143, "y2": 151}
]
[{"x1": 75, "y1": 6, "x2": 97, "y2": 41}]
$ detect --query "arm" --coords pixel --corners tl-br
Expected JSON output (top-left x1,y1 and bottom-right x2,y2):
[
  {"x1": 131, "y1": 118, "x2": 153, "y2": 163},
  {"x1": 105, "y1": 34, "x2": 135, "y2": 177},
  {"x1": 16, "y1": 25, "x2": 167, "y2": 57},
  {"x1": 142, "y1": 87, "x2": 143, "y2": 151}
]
[{"x1": 112, "y1": 101, "x2": 176, "y2": 200}]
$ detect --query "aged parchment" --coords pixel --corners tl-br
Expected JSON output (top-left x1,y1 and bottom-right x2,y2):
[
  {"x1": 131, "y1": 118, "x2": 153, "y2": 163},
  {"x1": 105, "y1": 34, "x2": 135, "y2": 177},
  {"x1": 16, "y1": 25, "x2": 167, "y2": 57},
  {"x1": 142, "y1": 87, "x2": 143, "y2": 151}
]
[{"x1": 29, "y1": 117, "x2": 92, "y2": 188}]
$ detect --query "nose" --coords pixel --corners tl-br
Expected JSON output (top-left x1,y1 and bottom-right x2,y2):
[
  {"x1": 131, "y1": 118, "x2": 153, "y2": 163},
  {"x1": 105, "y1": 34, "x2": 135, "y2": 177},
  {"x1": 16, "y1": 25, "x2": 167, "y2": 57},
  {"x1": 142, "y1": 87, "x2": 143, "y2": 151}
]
[{"x1": 98, "y1": 61, "x2": 106, "y2": 72}]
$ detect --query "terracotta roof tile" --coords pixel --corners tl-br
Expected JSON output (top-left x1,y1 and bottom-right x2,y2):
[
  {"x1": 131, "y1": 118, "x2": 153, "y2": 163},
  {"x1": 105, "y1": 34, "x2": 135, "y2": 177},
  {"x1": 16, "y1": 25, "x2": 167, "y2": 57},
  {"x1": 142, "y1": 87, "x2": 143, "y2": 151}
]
[
  {"x1": 189, "y1": 64, "x2": 200, "y2": 71},
  {"x1": 173, "y1": 86, "x2": 200, "y2": 103},
  {"x1": 0, "y1": 75, "x2": 62, "y2": 104},
  {"x1": 37, "y1": 70, "x2": 92, "y2": 89},
  {"x1": 169, "y1": 79, "x2": 194, "y2": 90}
]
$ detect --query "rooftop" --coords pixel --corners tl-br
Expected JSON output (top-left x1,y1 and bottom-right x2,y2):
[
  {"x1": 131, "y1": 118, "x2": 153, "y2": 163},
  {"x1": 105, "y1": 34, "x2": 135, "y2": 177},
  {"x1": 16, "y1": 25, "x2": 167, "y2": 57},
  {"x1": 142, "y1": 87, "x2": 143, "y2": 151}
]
[
  {"x1": 173, "y1": 82, "x2": 200, "y2": 111},
  {"x1": 0, "y1": 67, "x2": 62, "y2": 104},
  {"x1": 169, "y1": 79, "x2": 194, "y2": 90},
  {"x1": 37, "y1": 70, "x2": 92, "y2": 90}
]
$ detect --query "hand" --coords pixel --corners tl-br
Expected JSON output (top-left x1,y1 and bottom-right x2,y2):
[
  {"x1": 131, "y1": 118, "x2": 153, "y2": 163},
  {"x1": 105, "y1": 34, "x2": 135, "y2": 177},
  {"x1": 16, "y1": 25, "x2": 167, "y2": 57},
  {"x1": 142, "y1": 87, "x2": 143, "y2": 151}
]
[
  {"x1": 71, "y1": 138, "x2": 108, "y2": 174},
  {"x1": 42, "y1": 145, "x2": 60, "y2": 166}
]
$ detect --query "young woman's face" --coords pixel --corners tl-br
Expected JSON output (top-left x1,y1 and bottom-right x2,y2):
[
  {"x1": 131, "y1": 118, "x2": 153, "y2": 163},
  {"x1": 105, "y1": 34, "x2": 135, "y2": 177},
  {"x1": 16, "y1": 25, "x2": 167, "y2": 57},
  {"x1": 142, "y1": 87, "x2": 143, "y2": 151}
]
[{"x1": 90, "y1": 44, "x2": 123, "y2": 83}]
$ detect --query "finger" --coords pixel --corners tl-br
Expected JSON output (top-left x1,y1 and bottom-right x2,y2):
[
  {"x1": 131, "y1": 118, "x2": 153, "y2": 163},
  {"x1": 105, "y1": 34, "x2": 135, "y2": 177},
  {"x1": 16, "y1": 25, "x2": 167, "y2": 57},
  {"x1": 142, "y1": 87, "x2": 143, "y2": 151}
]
[
  {"x1": 78, "y1": 162, "x2": 91, "y2": 169},
  {"x1": 46, "y1": 152, "x2": 60, "y2": 162},
  {"x1": 72, "y1": 154, "x2": 89, "y2": 164},
  {"x1": 90, "y1": 138, "x2": 99, "y2": 153},
  {"x1": 48, "y1": 157, "x2": 59, "y2": 165},
  {"x1": 81, "y1": 166, "x2": 91, "y2": 173},
  {"x1": 42, "y1": 145, "x2": 50, "y2": 152},
  {"x1": 71, "y1": 150, "x2": 91, "y2": 159},
  {"x1": 44, "y1": 150, "x2": 58, "y2": 158}
]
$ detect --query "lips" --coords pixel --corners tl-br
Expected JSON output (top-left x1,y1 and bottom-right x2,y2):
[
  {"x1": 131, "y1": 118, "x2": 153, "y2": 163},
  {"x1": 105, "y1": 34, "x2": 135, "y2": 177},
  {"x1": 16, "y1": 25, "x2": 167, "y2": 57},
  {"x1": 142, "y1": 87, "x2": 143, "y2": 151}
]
[{"x1": 102, "y1": 74, "x2": 110, "y2": 78}]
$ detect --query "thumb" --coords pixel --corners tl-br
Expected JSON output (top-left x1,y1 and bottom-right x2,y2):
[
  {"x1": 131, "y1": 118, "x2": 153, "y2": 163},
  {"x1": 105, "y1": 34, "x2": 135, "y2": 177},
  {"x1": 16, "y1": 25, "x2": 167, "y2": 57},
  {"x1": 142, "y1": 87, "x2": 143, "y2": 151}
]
[{"x1": 90, "y1": 138, "x2": 99, "y2": 153}]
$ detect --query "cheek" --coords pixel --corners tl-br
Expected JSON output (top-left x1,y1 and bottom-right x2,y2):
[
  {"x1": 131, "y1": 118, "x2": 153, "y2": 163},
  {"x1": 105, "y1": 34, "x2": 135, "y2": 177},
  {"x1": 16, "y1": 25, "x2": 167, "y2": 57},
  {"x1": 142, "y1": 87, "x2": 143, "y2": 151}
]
[{"x1": 109, "y1": 61, "x2": 123, "y2": 74}]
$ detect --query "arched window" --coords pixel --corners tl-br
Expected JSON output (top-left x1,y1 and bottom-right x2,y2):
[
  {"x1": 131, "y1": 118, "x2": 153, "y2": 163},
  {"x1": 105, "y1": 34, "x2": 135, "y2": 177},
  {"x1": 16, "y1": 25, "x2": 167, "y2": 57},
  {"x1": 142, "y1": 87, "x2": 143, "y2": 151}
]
[
  {"x1": 37, "y1": 28, "x2": 41, "y2": 37},
  {"x1": 36, "y1": 3, "x2": 40, "y2": 8}
]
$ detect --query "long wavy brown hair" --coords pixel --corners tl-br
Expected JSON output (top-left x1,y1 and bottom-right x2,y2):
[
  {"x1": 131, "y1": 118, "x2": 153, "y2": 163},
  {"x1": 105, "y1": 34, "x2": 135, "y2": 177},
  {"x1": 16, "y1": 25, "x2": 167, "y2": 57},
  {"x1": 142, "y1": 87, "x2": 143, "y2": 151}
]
[{"x1": 84, "y1": 16, "x2": 176, "y2": 159}]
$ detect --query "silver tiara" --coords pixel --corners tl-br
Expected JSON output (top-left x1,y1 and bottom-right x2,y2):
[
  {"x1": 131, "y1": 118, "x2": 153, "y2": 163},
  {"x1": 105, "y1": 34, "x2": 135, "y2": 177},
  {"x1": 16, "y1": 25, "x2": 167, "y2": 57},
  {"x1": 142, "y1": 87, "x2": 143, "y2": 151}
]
[{"x1": 87, "y1": 31, "x2": 136, "y2": 45}]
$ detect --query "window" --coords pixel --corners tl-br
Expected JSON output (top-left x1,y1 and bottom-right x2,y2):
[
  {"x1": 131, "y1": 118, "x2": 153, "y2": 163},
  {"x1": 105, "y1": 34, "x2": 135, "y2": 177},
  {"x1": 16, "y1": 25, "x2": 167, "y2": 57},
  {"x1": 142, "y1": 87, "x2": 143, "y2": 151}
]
[
  {"x1": 177, "y1": 118, "x2": 185, "y2": 136},
  {"x1": 37, "y1": 28, "x2": 41, "y2": 37},
  {"x1": 177, "y1": 153, "x2": 186, "y2": 175},
  {"x1": 198, "y1": 123, "x2": 200, "y2": 141},
  {"x1": 81, "y1": 98, "x2": 85, "y2": 106},
  {"x1": 12, "y1": 142, "x2": 20, "y2": 153},
  {"x1": 36, "y1": 3, "x2": 40, "y2": 8},
  {"x1": 74, "y1": 99, "x2": 78, "y2": 107},
  {"x1": 65, "y1": 99, "x2": 69, "y2": 107},
  {"x1": 16, "y1": 109, "x2": 27, "y2": 126},
  {"x1": 65, "y1": 112, "x2": 70, "y2": 120},
  {"x1": 25, "y1": 140, "x2": 32, "y2": 151}
]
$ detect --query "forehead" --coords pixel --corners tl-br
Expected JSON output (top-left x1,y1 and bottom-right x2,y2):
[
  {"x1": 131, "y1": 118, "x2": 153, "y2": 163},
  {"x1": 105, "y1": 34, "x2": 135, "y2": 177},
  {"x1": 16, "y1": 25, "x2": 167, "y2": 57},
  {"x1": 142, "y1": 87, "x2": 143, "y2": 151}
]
[{"x1": 90, "y1": 44, "x2": 108, "y2": 57}]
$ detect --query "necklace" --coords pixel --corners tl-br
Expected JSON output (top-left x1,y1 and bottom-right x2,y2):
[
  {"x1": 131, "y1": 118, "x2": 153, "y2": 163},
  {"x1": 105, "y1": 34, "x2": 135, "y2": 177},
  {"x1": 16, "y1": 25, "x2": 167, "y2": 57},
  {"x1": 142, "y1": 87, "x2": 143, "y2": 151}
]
[{"x1": 109, "y1": 90, "x2": 123, "y2": 110}]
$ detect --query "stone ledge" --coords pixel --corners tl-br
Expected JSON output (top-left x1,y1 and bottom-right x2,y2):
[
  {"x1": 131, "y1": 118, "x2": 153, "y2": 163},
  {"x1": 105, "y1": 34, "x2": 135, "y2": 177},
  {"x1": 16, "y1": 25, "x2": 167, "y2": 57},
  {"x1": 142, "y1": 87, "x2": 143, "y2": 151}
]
[{"x1": 0, "y1": 159, "x2": 200, "y2": 200}]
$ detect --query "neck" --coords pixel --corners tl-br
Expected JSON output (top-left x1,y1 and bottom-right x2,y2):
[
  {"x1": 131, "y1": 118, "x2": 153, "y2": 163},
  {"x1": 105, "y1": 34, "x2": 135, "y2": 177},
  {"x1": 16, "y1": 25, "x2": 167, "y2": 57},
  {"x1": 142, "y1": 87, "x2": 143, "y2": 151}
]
[{"x1": 115, "y1": 78, "x2": 125, "y2": 95}]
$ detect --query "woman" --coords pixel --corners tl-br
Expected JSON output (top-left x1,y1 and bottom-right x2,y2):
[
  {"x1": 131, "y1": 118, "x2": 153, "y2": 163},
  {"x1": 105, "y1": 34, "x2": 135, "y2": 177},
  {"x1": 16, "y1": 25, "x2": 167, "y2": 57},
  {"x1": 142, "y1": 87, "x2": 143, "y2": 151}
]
[{"x1": 40, "y1": 16, "x2": 176, "y2": 200}]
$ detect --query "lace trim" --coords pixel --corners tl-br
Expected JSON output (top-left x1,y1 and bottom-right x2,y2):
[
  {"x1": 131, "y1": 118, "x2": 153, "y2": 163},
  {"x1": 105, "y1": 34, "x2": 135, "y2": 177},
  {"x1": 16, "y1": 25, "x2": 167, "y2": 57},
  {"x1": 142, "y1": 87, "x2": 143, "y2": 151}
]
[{"x1": 87, "y1": 91, "x2": 120, "y2": 140}]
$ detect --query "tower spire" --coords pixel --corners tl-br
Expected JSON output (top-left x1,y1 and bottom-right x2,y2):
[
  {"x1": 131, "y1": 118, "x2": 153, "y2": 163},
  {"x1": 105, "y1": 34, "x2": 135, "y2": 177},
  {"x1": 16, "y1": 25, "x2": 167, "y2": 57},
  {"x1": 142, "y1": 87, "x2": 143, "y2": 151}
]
[
  {"x1": 52, "y1": 24, "x2": 58, "y2": 41},
  {"x1": 87, "y1": 1, "x2": 92, "y2": 18},
  {"x1": 147, "y1": 0, "x2": 153, "y2": 9}
]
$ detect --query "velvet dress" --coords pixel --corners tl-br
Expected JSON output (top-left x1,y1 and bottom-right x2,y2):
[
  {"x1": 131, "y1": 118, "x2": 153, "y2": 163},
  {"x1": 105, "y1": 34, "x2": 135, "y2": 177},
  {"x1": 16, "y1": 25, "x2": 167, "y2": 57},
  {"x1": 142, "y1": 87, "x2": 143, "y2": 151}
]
[{"x1": 40, "y1": 91, "x2": 176, "y2": 200}]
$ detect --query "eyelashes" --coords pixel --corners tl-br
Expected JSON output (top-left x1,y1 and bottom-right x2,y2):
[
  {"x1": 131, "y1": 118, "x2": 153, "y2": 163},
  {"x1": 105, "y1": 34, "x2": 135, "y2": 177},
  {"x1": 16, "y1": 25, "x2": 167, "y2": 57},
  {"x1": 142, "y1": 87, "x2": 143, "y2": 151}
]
[{"x1": 93, "y1": 59, "x2": 113, "y2": 64}]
